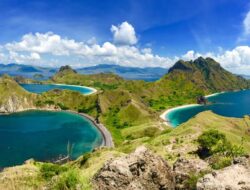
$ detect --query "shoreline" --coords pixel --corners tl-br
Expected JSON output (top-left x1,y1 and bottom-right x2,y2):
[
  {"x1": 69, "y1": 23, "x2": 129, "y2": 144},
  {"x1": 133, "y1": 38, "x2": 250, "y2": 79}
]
[
  {"x1": 159, "y1": 91, "x2": 226, "y2": 127},
  {"x1": 53, "y1": 83, "x2": 98, "y2": 95},
  {"x1": 20, "y1": 83, "x2": 98, "y2": 95},
  {"x1": 65, "y1": 110, "x2": 114, "y2": 148},
  {"x1": 0, "y1": 108, "x2": 114, "y2": 149}
]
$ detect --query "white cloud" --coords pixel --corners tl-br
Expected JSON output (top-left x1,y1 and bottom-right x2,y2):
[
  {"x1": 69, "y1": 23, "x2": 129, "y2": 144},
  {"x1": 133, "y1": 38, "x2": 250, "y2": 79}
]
[
  {"x1": 8, "y1": 51, "x2": 41, "y2": 63},
  {"x1": 181, "y1": 46, "x2": 250, "y2": 74},
  {"x1": 1, "y1": 21, "x2": 250, "y2": 74},
  {"x1": 1, "y1": 30, "x2": 174, "y2": 68},
  {"x1": 111, "y1": 21, "x2": 138, "y2": 45}
]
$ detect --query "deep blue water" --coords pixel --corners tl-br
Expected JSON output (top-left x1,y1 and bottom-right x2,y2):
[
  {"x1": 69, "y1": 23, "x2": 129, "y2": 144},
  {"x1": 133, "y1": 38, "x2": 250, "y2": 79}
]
[
  {"x1": 0, "y1": 111, "x2": 102, "y2": 167},
  {"x1": 20, "y1": 83, "x2": 94, "y2": 94},
  {"x1": 166, "y1": 90, "x2": 250, "y2": 127}
]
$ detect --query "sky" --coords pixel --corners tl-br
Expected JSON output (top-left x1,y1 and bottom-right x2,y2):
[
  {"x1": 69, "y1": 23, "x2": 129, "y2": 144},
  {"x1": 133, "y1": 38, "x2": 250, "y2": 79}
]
[{"x1": 0, "y1": 0, "x2": 250, "y2": 74}]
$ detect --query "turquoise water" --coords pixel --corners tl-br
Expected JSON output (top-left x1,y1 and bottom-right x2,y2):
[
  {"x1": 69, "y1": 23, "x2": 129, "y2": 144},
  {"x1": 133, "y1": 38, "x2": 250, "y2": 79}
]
[
  {"x1": 0, "y1": 111, "x2": 103, "y2": 167},
  {"x1": 20, "y1": 83, "x2": 94, "y2": 94},
  {"x1": 166, "y1": 90, "x2": 250, "y2": 127}
]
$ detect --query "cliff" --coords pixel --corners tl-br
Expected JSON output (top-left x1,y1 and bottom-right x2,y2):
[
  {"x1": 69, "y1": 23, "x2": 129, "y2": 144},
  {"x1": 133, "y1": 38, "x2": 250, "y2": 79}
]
[{"x1": 0, "y1": 76, "x2": 36, "y2": 113}]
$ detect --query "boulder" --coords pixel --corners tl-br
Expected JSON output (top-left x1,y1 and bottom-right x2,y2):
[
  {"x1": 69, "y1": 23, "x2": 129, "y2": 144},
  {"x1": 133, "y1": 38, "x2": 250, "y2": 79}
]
[
  {"x1": 93, "y1": 146, "x2": 175, "y2": 190},
  {"x1": 173, "y1": 157, "x2": 210, "y2": 190},
  {"x1": 197, "y1": 156, "x2": 250, "y2": 190}
]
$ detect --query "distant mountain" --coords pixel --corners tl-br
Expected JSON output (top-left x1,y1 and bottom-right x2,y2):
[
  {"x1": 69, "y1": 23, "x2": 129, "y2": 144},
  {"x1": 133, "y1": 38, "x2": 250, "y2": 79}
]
[
  {"x1": 0, "y1": 63, "x2": 56, "y2": 80},
  {"x1": 166, "y1": 57, "x2": 250, "y2": 92},
  {"x1": 241, "y1": 74, "x2": 250, "y2": 79},
  {"x1": 77, "y1": 64, "x2": 168, "y2": 81},
  {"x1": 0, "y1": 63, "x2": 167, "y2": 81}
]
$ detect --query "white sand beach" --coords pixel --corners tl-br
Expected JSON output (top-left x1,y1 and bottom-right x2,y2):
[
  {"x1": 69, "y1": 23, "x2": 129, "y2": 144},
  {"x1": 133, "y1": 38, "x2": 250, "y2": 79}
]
[
  {"x1": 160, "y1": 91, "x2": 226, "y2": 126},
  {"x1": 54, "y1": 83, "x2": 97, "y2": 95}
]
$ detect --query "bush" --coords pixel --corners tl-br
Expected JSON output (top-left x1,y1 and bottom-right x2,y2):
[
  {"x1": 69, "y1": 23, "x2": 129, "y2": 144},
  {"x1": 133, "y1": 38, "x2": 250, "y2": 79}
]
[
  {"x1": 57, "y1": 103, "x2": 69, "y2": 110},
  {"x1": 53, "y1": 169, "x2": 80, "y2": 190},
  {"x1": 40, "y1": 163, "x2": 68, "y2": 180},
  {"x1": 197, "y1": 129, "x2": 230, "y2": 157},
  {"x1": 197, "y1": 130, "x2": 245, "y2": 170},
  {"x1": 80, "y1": 153, "x2": 91, "y2": 167},
  {"x1": 210, "y1": 156, "x2": 232, "y2": 170}
]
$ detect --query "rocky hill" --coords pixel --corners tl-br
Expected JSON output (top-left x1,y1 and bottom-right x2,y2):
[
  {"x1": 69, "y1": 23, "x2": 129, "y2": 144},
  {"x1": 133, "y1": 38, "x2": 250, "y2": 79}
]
[{"x1": 166, "y1": 57, "x2": 250, "y2": 92}]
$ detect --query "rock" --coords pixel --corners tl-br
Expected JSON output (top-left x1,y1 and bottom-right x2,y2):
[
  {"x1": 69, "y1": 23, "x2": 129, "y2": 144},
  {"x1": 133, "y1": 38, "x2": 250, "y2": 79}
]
[
  {"x1": 197, "y1": 156, "x2": 250, "y2": 190},
  {"x1": 93, "y1": 146, "x2": 175, "y2": 190},
  {"x1": 58, "y1": 65, "x2": 77, "y2": 74},
  {"x1": 173, "y1": 157, "x2": 210, "y2": 190}
]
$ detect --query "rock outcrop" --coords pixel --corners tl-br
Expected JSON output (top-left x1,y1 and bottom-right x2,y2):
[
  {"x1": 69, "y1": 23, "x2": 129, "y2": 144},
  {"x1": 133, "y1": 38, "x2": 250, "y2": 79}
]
[
  {"x1": 197, "y1": 156, "x2": 250, "y2": 190},
  {"x1": 173, "y1": 157, "x2": 210, "y2": 190},
  {"x1": 93, "y1": 146, "x2": 175, "y2": 190},
  {"x1": 0, "y1": 95, "x2": 35, "y2": 113},
  {"x1": 0, "y1": 76, "x2": 36, "y2": 113}
]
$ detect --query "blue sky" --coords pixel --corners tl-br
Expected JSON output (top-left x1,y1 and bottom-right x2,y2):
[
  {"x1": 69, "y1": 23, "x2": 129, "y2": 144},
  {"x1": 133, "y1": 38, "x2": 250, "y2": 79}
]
[{"x1": 0, "y1": 0, "x2": 250, "y2": 74}]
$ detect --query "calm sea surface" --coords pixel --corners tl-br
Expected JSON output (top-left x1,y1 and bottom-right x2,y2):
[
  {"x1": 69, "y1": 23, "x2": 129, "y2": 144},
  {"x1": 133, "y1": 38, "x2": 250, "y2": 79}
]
[
  {"x1": 20, "y1": 83, "x2": 94, "y2": 94},
  {"x1": 166, "y1": 90, "x2": 250, "y2": 127},
  {"x1": 0, "y1": 111, "x2": 102, "y2": 167}
]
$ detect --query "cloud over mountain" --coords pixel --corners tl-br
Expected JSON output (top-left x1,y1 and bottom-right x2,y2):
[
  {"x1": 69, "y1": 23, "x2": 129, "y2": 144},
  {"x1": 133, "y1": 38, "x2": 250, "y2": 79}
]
[{"x1": 0, "y1": 21, "x2": 250, "y2": 74}]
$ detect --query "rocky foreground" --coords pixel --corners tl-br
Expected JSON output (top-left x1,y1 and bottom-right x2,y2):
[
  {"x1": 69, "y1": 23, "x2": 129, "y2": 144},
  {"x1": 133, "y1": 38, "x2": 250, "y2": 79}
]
[{"x1": 93, "y1": 146, "x2": 250, "y2": 190}]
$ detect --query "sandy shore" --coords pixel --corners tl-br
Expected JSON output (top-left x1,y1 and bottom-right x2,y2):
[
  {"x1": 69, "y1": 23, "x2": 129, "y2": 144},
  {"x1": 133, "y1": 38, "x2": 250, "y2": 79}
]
[
  {"x1": 160, "y1": 91, "x2": 225, "y2": 127},
  {"x1": 160, "y1": 104, "x2": 201, "y2": 126},
  {"x1": 66, "y1": 110, "x2": 114, "y2": 148},
  {"x1": 52, "y1": 83, "x2": 97, "y2": 95}
]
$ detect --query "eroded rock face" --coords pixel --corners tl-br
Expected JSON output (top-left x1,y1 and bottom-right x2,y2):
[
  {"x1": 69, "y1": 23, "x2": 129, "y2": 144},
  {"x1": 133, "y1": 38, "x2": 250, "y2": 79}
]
[
  {"x1": 0, "y1": 96, "x2": 34, "y2": 113},
  {"x1": 197, "y1": 156, "x2": 250, "y2": 190},
  {"x1": 173, "y1": 157, "x2": 210, "y2": 190},
  {"x1": 93, "y1": 146, "x2": 175, "y2": 190}
]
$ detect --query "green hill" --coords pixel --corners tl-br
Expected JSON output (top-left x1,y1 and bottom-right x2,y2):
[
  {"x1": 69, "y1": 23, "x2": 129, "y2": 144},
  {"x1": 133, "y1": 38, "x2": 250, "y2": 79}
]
[
  {"x1": 1, "y1": 58, "x2": 250, "y2": 189},
  {"x1": 166, "y1": 57, "x2": 250, "y2": 92}
]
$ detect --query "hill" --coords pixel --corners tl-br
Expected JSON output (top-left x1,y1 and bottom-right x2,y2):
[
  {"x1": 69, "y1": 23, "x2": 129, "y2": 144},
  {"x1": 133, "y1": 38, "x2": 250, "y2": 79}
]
[
  {"x1": 0, "y1": 75, "x2": 36, "y2": 112},
  {"x1": 0, "y1": 63, "x2": 56, "y2": 80},
  {"x1": 0, "y1": 57, "x2": 250, "y2": 189},
  {"x1": 77, "y1": 64, "x2": 168, "y2": 81},
  {"x1": 0, "y1": 63, "x2": 168, "y2": 81},
  {"x1": 165, "y1": 57, "x2": 250, "y2": 92}
]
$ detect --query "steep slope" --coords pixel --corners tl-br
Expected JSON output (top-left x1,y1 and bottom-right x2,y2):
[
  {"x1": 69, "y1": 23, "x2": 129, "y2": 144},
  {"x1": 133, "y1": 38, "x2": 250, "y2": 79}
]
[
  {"x1": 166, "y1": 57, "x2": 250, "y2": 92},
  {"x1": 0, "y1": 75, "x2": 36, "y2": 112}
]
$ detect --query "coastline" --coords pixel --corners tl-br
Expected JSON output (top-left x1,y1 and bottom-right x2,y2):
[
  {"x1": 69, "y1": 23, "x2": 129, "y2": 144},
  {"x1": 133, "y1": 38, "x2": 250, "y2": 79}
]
[
  {"x1": 65, "y1": 110, "x2": 114, "y2": 148},
  {"x1": 160, "y1": 91, "x2": 226, "y2": 127},
  {"x1": 0, "y1": 108, "x2": 114, "y2": 149},
  {"x1": 20, "y1": 83, "x2": 98, "y2": 95},
  {"x1": 53, "y1": 83, "x2": 98, "y2": 95}
]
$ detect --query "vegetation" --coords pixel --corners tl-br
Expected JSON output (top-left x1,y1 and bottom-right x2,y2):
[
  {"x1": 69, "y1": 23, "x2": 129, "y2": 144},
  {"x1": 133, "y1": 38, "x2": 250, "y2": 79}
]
[{"x1": 0, "y1": 57, "x2": 250, "y2": 189}]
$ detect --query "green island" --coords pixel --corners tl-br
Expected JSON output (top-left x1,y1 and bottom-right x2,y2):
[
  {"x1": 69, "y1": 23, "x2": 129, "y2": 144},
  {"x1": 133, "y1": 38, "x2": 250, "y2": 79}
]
[{"x1": 1, "y1": 57, "x2": 250, "y2": 190}]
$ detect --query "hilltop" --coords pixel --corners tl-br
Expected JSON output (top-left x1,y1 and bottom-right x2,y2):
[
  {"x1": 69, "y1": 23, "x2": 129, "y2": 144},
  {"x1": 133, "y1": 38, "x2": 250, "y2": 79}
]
[{"x1": 166, "y1": 57, "x2": 250, "y2": 92}]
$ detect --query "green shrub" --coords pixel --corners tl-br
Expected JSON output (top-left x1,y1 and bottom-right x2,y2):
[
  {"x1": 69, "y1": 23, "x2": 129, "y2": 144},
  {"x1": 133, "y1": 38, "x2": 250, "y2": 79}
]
[
  {"x1": 40, "y1": 163, "x2": 68, "y2": 180},
  {"x1": 53, "y1": 169, "x2": 80, "y2": 190},
  {"x1": 80, "y1": 153, "x2": 91, "y2": 167},
  {"x1": 197, "y1": 129, "x2": 230, "y2": 157},
  {"x1": 57, "y1": 103, "x2": 69, "y2": 110},
  {"x1": 210, "y1": 156, "x2": 232, "y2": 170}
]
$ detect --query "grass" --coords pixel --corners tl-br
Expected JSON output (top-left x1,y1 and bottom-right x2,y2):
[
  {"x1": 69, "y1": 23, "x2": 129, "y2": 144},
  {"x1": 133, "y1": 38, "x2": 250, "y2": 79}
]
[{"x1": 0, "y1": 59, "x2": 250, "y2": 189}]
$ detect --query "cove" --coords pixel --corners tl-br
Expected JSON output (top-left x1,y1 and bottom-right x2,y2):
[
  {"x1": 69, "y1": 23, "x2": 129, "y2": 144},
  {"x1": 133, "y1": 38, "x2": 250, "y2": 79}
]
[
  {"x1": 164, "y1": 89, "x2": 250, "y2": 127},
  {"x1": 0, "y1": 110, "x2": 103, "y2": 168},
  {"x1": 20, "y1": 83, "x2": 96, "y2": 95}
]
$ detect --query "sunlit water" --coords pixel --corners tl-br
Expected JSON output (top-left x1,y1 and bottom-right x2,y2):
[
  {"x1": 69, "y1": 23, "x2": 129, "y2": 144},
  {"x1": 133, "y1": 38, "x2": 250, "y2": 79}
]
[
  {"x1": 20, "y1": 83, "x2": 94, "y2": 94},
  {"x1": 166, "y1": 90, "x2": 250, "y2": 127},
  {"x1": 0, "y1": 111, "x2": 102, "y2": 167}
]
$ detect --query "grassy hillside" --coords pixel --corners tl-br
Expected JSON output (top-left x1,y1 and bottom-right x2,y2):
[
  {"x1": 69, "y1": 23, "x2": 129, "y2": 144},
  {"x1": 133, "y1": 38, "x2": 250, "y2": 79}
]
[
  {"x1": 0, "y1": 75, "x2": 36, "y2": 112},
  {"x1": 0, "y1": 57, "x2": 250, "y2": 189},
  {"x1": 1, "y1": 111, "x2": 249, "y2": 189}
]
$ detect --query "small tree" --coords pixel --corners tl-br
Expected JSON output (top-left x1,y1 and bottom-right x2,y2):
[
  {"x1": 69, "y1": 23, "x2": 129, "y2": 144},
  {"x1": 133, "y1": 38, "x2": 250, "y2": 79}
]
[{"x1": 197, "y1": 129, "x2": 230, "y2": 157}]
